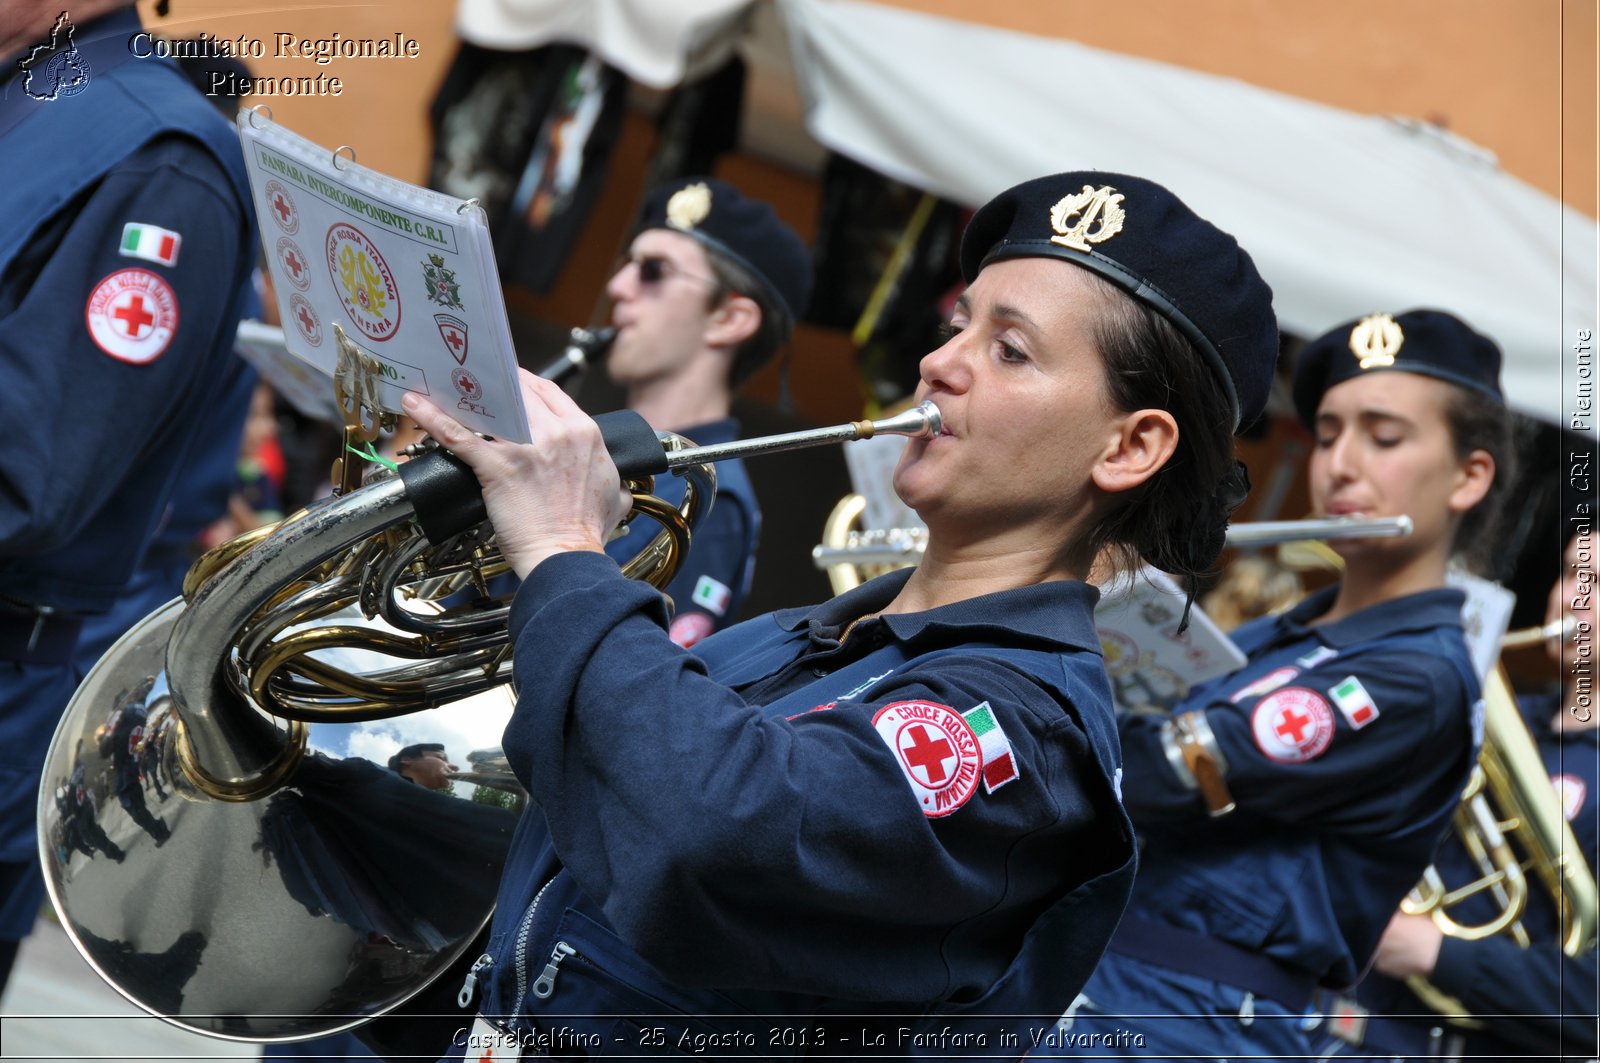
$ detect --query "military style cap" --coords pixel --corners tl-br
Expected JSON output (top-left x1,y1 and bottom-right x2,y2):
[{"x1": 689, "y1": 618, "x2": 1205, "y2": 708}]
[
  {"x1": 638, "y1": 177, "x2": 813, "y2": 327},
  {"x1": 959, "y1": 171, "x2": 1279, "y2": 428},
  {"x1": 388, "y1": 742, "x2": 444, "y2": 773},
  {"x1": 1291, "y1": 308, "x2": 1504, "y2": 426}
]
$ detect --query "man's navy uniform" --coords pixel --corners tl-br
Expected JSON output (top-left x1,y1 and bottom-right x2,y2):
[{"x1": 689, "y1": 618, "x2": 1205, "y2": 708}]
[
  {"x1": 0, "y1": 6, "x2": 256, "y2": 960},
  {"x1": 1317, "y1": 689, "x2": 1600, "y2": 1062},
  {"x1": 448, "y1": 558, "x2": 1133, "y2": 1058},
  {"x1": 1048, "y1": 584, "x2": 1479, "y2": 1060},
  {"x1": 605, "y1": 416, "x2": 760, "y2": 648}
]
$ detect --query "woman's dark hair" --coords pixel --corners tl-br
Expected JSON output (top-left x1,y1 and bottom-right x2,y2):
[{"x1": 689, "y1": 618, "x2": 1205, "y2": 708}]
[
  {"x1": 1079, "y1": 273, "x2": 1245, "y2": 595},
  {"x1": 703, "y1": 252, "x2": 794, "y2": 389},
  {"x1": 1442, "y1": 385, "x2": 1515, "y2": 575}
]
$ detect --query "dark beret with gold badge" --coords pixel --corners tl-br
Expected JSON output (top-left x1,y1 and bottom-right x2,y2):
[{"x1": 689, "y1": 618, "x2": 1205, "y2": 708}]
[
  {"x1": 959, "y1": 171, "x2": 1279, "y2": 429},
  {"x1": 638, "y1": 176, "x2": 813, "y2": 327},
  {"x1": 1291, "y1": 308, "x2": 1505, "y2": 426}
]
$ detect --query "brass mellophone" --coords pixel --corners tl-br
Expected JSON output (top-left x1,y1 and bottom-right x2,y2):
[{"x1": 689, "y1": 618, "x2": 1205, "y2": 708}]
[{"x1": 35, "y1": 397, "x2": 944, "y2": 1045}]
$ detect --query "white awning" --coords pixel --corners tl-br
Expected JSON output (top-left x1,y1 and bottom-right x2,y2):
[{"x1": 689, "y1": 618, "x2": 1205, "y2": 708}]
[{"x1": 453, "y1": 0, "x2": 1598, "y2": 427}]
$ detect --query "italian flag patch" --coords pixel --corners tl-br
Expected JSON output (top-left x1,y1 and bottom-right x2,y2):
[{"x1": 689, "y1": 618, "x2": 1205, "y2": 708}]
[
  {"x1": 963, "y1": 701, "x2": 1020, "y2": 794},
  {"x1": 1329, "y1": 675, "x2": 1380, "y2": 729},
  {"x1": 120, "y1": 222, "x2": 181, "y2": 267}
]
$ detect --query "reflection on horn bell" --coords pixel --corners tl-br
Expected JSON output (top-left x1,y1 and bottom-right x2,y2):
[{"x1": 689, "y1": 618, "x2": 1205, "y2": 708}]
[{"x1": 37, "y1": 398, "x2": 940, "y2": 1043}]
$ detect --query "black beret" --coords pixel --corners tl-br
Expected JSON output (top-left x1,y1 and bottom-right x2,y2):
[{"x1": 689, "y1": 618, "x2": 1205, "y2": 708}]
[
  {"x1": 959, "y1": 171, "x2": 1278, "y2": 429},
  {"x1": 1291, "y1": 308, "x2": 1504, "y2": 426},
  {"x1": 387, "y1": 742, "x2": 444, "y2": 773},
  {"x1": 638, "y1": 177, "x2": 813, "y2": 327}
]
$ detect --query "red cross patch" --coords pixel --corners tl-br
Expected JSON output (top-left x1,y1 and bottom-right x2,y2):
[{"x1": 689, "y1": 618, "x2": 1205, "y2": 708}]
[
  {"x1": 668, "y1": 611, "x2": 715, "y2": 648},
  {"x1": 873, "y1": 700, "x2": 981, "y2": 817},
  {"x1": 1552, "y1": 773, "x2": 1587, "y2": 822},
  {"x1": 85, "y1": 269, "x2": 178, "y2": 364},
  {"x1": 1251, "y1": 686, "x2": 1335, "y2": 763}
]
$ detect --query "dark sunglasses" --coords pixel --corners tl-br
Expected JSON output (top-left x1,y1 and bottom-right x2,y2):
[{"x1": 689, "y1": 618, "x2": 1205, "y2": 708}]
[{"x1": 625, "y1": 254, "x2": 717, "y2": 289}]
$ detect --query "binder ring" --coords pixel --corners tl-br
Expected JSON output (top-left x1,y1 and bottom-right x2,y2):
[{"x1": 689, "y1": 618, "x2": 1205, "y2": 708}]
[
  {"x1": 456, "y1": 198, "x2": 480, "y2": 215},
  {"x1": 332, "y1": 145, "x2": 357, "y2": 171},
  {"x1": 248, "y1": 104, "x2": 273, "y2": 128}
]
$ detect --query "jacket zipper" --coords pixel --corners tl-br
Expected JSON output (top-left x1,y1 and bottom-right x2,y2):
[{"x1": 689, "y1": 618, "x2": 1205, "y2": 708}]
[
  {"x1": 458, "y1": 877, "x2": 558, "y2": 1014},
  {"x1": 514, "y1": 878, "x2": 559, "y2": 1010}
]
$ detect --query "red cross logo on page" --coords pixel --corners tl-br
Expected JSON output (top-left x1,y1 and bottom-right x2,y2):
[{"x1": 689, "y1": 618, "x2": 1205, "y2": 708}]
[
  {"x1": 289, "y1": 293, "x2": 323, "y2": 347},
  {"x1": 873, "y1": 700, "x2": 981, "y2": 817},
  {"x1": 85, "y1": 269, "x2": 178, "y2": 363},
  {"x1": 435, "y1": 313, "x2": 469, "y2": 364},
  {"x1": 264, "y1": 180, "x2": 300, "y2": 235},
  {"x1": 275, "y1": 236, "x2": 311, "y2": 291},
  {"x1": 1251, "y1": 687, "x2": 1335, "y2": 763}
]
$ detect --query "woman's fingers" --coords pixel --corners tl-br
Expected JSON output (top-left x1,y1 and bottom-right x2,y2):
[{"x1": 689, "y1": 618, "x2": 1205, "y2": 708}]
[{"x1": 402, "y1": 393, "x2": 477, "y2": 455}]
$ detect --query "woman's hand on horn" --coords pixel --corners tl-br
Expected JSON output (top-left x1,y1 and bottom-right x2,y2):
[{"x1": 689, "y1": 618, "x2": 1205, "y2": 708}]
[{"x1": 403, "y1": 371, "x2": 633, "y2": 579}]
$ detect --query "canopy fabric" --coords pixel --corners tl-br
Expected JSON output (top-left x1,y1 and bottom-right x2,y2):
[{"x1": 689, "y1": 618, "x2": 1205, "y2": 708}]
[
  {"x1": 453, "y1": 0, "x2": 1597, "y2": 426},
  {"x1": 453, "y1": 0, "x2": 753, "y2": 87}
]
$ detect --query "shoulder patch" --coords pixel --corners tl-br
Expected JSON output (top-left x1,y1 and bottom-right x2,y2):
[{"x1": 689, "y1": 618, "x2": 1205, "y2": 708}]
[
  {"x1": 1328, "y1": 675, "x2": 1380, "y2": 729},
  {"x1": 119, "y1": 222, "x2": 181, "y2": 266},
  {"x1": 873, "y1": 700, "x2": 981, "y2": 817},
  {"x1": 85, "y1": 269, "x2": 178, "y2": 364},
  {"x1": 691, "y1": 575, "x2": 732, "y2": 616},
  {"x1": 1229, "y1": 665, "x2": 1300, "y2": 704},
  {"x1": 668, "y1": 611, "x2": 715, "y2": 648},
  {"x1": 963, "y1": 701, "x2": 1021, "y2": 794},
  {"x1": 1251, "y1": 687, "x2": 1335, "y2": 763},
  {"x1": 1297, "y1": 645, "x2": 1339, "y2": 670},
  {"x1": 1553, "y1": 773, "x2": 1587, "y2": 822}
]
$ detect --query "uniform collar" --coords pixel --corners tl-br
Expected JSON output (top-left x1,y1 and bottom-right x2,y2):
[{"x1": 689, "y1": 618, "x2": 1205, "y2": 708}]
[
  {"x1": 773, "y1": 569, "x2": 1104, "y2": 655},
  {"x1": 1280, "y1": 583, "x2": 1466, "y2": 648}
]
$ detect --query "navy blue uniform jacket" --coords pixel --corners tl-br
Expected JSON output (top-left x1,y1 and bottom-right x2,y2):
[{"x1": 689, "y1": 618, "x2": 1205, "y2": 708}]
[
  {"x1": 0, "y1": 9, "x2": 255, "y2": 911},
  {"x1": 461, "y1": 558, "x2": 1134, "y2": 1058},
  {"x1": 605, "y1": 417, "x2": 759, "y2": 648}
]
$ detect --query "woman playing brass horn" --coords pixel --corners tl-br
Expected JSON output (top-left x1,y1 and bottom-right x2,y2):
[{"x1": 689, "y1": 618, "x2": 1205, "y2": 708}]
[
  {"x1": 398, "y1": 170, "x2": 1278, "y2": 1058},
  {"x1": 1053, "y1": 310, "x2": 1512, "y2": 1061}
]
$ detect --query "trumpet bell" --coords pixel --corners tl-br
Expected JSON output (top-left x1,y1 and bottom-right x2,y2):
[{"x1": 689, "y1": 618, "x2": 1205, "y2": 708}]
[{"x1": 40, "y1": 599, "x2": 517, "y2": 1042}]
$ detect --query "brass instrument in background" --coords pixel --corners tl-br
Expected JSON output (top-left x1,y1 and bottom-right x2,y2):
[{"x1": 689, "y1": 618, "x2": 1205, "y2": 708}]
[
  {"x1": 812, "y1": 492, "x2": 1414, "y2": 594},
  {"x1": 38, "y1": 387, "x2": 939, "y2": 1044},
  {"x1": 1399, "y1": 627, "x2": 1599, "y2": 1022}
]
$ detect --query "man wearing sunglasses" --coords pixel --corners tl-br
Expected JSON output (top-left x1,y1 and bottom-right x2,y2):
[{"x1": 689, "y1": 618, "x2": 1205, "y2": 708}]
[{"x1": 601, "y1": 176, "x2": 813, "y2": 648}]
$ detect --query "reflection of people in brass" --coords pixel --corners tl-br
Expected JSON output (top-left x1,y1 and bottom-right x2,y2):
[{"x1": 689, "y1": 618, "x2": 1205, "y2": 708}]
[
  {"x1": 58, "y1": 760, "x2": 125, "y2": 864},
  {"x1": 387, "y1": 742, "x2": 456, "y2": 791},
  {"x1": 100, "y1": 681, "x2": 171, "y2": 846},
  {"x1": 256, "y1": 753, "x2": 512, "y2": 953},
  {"x1": 74, "y1": 926, "x2": 207, "y2": 1018},
  {"x1": 1315, "y1": 530, "x2": 1600, "y2": 1060}
]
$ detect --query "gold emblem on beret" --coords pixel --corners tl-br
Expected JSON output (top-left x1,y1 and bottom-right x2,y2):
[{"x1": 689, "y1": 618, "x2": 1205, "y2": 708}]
[
  {"x1": 1348, "y1": 313, "x2": 1404, "y2": 369},
  {"x1": 1049, "y1": 185, "x2": 1126, "y2": 251},
  {"x1": 665, "y1": 182, "x2": 712, "y2": 231}
]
